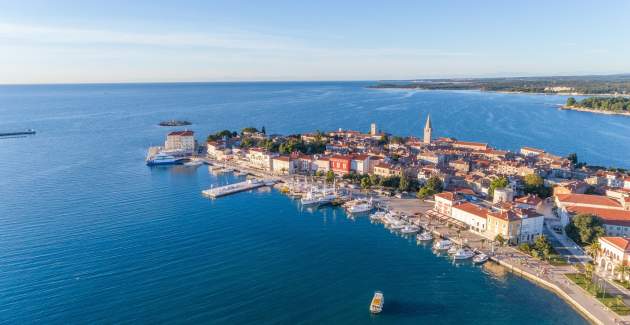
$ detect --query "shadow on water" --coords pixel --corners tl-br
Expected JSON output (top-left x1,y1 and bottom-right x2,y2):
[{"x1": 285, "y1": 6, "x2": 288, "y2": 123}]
[{"x1": 380, "y1": 299, "x2": 448, "y2": 317}]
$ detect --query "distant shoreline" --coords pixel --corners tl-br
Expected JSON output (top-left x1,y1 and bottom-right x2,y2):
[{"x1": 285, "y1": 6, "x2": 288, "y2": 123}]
[{"x1": 560, "y1": 105, "x2": 630, "y2": 117}]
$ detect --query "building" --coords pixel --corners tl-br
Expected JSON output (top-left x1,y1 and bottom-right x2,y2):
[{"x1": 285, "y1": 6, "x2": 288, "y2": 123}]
[
  {"x1": 423, "y1": 114, "x2": 432, "y2": 144},
  {"x1": 373, "y1": 162, "x2": 402, "y2": 178},
  {"x1": 433, "y1": 192, "x2": 461, "y2": 216},
  {"x1": 485, "y1": 209, "x2": 522, "y2": 244},
  {"x1": 452, "y1": 141, "x2": 488, "y2": 151},
  {"x1": 596, "y1": 237, "x2": 630, "y2": 280},
  {"x1": 314, "y1": 157, "x2": 330, "y2": 173},
  {"x1": 330, "y1": 155, "x2": 352, "y2": 175},
  {"x1": 370, "y1": 123, "x2": 377, "y2": 136},
  {"x1": 520, "y1": 147, "x2": 546, "y2": 157},
  {"x1": 493, "y1": 187, "x2": 514, "y2": 204},
  {"x1": 351, "y1": 154, "x2": 371, "y2": 175},
  {"x1": 451, "y1": 202, "x2": 488, "y2": 233},
  {"x1": 246, "y1": 148, "x2": 275, "y2": 171},
  {"x1": 271, "y1": 156, "x2": 296, "y2": 175},
  {"x1": 164, "y1": 130, "x2": 195, "y2": 153}
]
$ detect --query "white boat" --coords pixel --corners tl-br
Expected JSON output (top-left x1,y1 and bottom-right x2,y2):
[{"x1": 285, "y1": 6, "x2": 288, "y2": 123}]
[
  {"x1": 400, "y1": 225, "x2": 420, "y2": 235},
  {"x1": 370, "y1": 211, "x2": 386, "y2": 221},
  {"x1": 447, "y1": 245, "x2": 458, "y2": 255},
  {"x1": 433, "y1": 239, "x2": 452, "y2": 251},
  {"x1": 453, "y1": 248, "x2": 475, "y2": 260},
  {"x1": 370, "y1": 291, "x2": 384, "y2": 314},
  {"x1": 346, "y1": 198, "x2": 373, "y2": 214},
  {"x1": 416, "y1": 231, "x2": 433, "y2": 241},
  {"x1": 473, "y1": 253, "x2": 489, "y2": 264},
  {"x1": 146, "y1": 152, "x2": 181, "y2": 166}
]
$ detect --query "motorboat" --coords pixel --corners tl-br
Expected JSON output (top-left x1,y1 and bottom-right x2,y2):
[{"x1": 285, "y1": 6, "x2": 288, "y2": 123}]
[
  {"x1": 370, "y1": 291, "x2": 384, "y2": 314},
  {"x1": 146, "y1": 152, "x2": 182, "y2": 166},
  {"x1": 416, "y1": 231, "x2": 433, "y2": 241},
  {"x1": 400, "y1": 225, "x2": 420, "y2": 235},
  {"x1": 447, "y1": 245, "x2": 458, "y2": 255},
  {"x1": 370, "y1": 211, "x2": 386, "y2": 221},
  {"x1": 346, "y1": 198, "x2": 373, "y2": 214},
  {"x1": 433, "y1": 239, "x2": 452, "y2": 251},
  {"x1": 453, "y1": 248, "x2": 475, "y2": 260},
  {"x1": 473, "y1": 253, "x2": 489, "y2": 264}
]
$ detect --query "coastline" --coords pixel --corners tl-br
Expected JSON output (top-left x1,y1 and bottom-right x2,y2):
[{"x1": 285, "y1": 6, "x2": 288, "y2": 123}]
[{"x1": 560, "y1": 105, "x2": 630, "y2": 117}]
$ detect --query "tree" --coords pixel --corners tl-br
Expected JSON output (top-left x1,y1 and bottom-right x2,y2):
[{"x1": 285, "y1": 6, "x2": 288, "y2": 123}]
[
  {"x1": 261, "y1": 126, "x2": 266, "y2": 134},
  {"x1": 416, "y1": 176, "x2": 443, "y2": 199},
  {"x1": 398, "y1": 176, "x2": 409, "y2": 192},
  {"x1": 533, "y1": 235, "x2": 552, "y2": 260},
  {"x1": 567, "y1": 153, "x2": 578, "y2": 165},
  {"x1": 325, "y1": 170, "x2": 335, "y2": 183},
  {"x1": 241, "y1": 127, "x2": 258, "y2": 134},
  {"x1": 495, "y1": 234, "x2": 506, "y2": 246},
  {"x1": 584, "y1": 263, "x2": 594, "y2": 282},
  {"x1": 566, "y1": 97, "x2": 577, "y2": 106},
  {"x1": 565, "y1": 213, "x2": 605, "y2": 246},
  {"x1": 523, "y1": 173, "x2": 551, "y2": 198},
  {"x1": 360, "y1": 177, "x2": 371, "y2": 189},
  {"x1": 489, "y1": 176, "x2": 509, "y2": 197},
  {"x1": 586, "y1": 241, "x2": 601, "y2": 258}
]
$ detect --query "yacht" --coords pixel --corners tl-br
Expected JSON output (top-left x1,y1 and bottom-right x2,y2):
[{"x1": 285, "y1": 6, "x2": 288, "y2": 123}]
[
  {"x1": 346, "y1": 198, "x2": 373, "y2": 214},
  {"x1": 416, "y1": 231, "x2": 433, "y2": 241},
  {"x1": 447, "y1": 245, "x2": 459, "y2": 255},
  {"x1": 473, "y1": 253, "x2": 489, "y2": 264},
  {"x1": 369, "y1": 211, "x2": 386, "y2": 222},
  {"x1": 453, "y1": 248, "x2": 475, "y2": 260},
  {"x1": 146, "y1": 152, "x2": 181, "y2": 166},
  {"x1": 370, "y1": 291, "x2": 384, "y2": 314},
  {"x1": 400, "y1": 225, "x2": 420, "y2": 235},
  {"x1": 433, "y1": 239, "x2": 453, "y2": 251}
]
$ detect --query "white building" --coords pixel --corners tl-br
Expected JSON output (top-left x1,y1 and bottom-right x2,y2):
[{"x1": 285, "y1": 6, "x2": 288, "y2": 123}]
[
  {"x1": 493, "y1": 187, "x2": 514, "y2": 204},
  {"x1": 597, "y1": 237, "x2": 630, "y2": 280},
  {"x1": 246, "y1": 148, "x2": 275, "y2": 171},
  {"x1": 165, "y1": 130, "x2": 195, "y2": 153},
  {"x1": 272, "y1": 156, "x2": 296, "y2": 175},
  {"x1": 433, "y1": 192, "x2": 460, "y2": 216},
  {"x1": 451, "y1": 202, "x2": 488, "y2": 233}
]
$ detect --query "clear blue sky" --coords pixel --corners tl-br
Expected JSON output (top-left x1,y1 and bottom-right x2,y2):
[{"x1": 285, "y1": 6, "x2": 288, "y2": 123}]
[{"x1": 1, "y1": 0, "x2": 629, "y2": 83}]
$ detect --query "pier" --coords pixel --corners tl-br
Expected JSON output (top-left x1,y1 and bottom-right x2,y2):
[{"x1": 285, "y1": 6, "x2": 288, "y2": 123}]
[{"x1": 202, "y1": 179, "x2": 274, "y2": 198}]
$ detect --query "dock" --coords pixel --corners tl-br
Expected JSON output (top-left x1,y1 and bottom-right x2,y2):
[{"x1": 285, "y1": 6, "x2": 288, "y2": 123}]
[{"x1": 202, "y1": 179, "x2": 274, "y2": 198}]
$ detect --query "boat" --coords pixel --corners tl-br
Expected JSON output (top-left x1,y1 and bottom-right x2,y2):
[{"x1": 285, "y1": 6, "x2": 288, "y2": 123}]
[
  {"x1": 400, "y1": 225, "x2": 420, "y2": 235},
  {"x1": 472, "y1": 253, "x2": 489, "y2": 264},
  {"x1": 433, "y1": 239, "x2": 452, "y2": 251},
  {"x1": 369, "y1": 211, "x2": 386, "y2": 221},
  {"x1": 447, "y1": 245, "x2": 458, "y2": 255},
  {"x1": 416, "y1": 231, "x2": 433, "y2": 241},
  {"x1": 453, "y1": 248, "x2": 475, "y2": 260},
  {"x1": 146, "y1": 152, "x2": 182, "y2": 166},
  {"x1": 369, "y1": 291, "x2": 384, "y2": 314},
  {"x1": 346, "y1": 198, "x2": 373, "y2": 214},
  {"x1": 0, "y1": 129, "x2": 36, "y2": 137},
  {"x1": 184, "y1": 160, "x2": 203, "y2": 166}
]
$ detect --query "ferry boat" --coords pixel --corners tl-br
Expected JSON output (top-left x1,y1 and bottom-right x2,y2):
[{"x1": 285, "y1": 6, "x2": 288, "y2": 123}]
[
  {"x1": 453, "y1": 248, "x2": 475, "y2": 260},
  {"x1": 146, "y1": 152, "x2": 181, "y2": 166},
  {"x1": 370, "y1": 291, "x2": 384, "y2": 314},
  {"x1": 433, "y1": 239, "x2": 453, "y2": 251}
]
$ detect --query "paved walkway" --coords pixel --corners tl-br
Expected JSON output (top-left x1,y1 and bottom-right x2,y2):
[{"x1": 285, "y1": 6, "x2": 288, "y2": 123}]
[{"x1": 544, "y1": 222, "x2": 592, "y2": 265}]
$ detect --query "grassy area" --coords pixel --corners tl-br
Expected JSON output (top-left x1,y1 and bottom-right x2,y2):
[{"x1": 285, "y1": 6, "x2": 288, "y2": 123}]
[
  {"x1": 566, "y1": 273, "x2": 630, "y2": 316},
  {"x1": 547, "y1": 253, "x2": 569, "y2": 266},
  {"x1": 614, "y1": 279, "x2": 630, "y2": 289}
]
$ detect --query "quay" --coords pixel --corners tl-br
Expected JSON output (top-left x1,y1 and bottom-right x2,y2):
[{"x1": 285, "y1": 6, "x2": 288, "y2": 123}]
[{"x1": 202, "y1": 179, "x2": 274, "y2": 198}]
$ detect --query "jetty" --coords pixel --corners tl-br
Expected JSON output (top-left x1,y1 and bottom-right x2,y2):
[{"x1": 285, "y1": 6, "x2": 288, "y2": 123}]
[
  {"x1": 202, "y1": 179, "x2": 274, "y2": 198},
  {"x1": 0, "y1": 129, "x2": 36, "y2": 137}
]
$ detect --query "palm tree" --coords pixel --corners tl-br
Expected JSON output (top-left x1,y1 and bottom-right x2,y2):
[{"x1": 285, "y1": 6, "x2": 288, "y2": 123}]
[
  {"x1": 584, "y1": 263, "x2": 594, "y2": 284},
  {"x1": 586, "y1": 241, "x2": 601, "y2": 259}
]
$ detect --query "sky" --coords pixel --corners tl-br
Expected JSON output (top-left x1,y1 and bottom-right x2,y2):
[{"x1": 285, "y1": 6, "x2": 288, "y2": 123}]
[{"x1": 1, "y1": 0, "x2": 629, "y2": 84}]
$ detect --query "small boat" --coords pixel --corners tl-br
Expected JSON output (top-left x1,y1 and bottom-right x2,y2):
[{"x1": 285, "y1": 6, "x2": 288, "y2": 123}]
[
  {"x1": 370, "y1": 211, "x2": 386, "y2": 221},
  {"x1": 400, "y1": 225, "x2": 420, "y2": 235},
  {"x1": 433, "y1": 239, "x2": 452, "y2": 251},
  {"x1": 447, "y1": 245, "x2": 458, "y2": 255},
  {"x1": 346, "y1": 198, "x2": 373, "y2": 214},
  {"x1": 472, "y1": 253, "x2": 489, "y2": 264},
  {"x1": 453, "y1": 248, "x2": 475, "y2": 260},
  {"x1": 416, "y1": 231, "x2": 433, "y2": 241},
  {"x1": 370, "y1": 291, "x2": 384, "y2": 314}
]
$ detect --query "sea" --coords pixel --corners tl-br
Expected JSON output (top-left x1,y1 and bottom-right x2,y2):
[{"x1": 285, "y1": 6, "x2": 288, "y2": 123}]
[{"x1": 4, "y1": 81, "x2": 629, "y2": 324}]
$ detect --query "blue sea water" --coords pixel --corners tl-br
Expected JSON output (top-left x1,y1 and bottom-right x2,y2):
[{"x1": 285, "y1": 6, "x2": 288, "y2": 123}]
[{"x1": 3, "y1": 81, "x2": 627, "y2": 324}]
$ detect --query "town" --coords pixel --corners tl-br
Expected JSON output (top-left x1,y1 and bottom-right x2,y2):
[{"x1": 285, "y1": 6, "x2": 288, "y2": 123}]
[{"x1": 148, "y1": 116, "x2": 630, "y2": 324}]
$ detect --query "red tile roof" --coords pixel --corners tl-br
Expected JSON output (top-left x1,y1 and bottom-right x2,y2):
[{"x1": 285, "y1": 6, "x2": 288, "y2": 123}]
[
  {"x1": 566, "y1": 206, "x2": 630, "y2": 227},
  {"x1": 168, "y1": 130, "x2": 194, "y2": 136},
  {"x1": 453, "y1": 202, "x2": 488, "y2": 219},
  {"x1": 600, "y1": 237, "x2": 630, "y2": 252},
  {"x1": 556, "y1": 194, "x2": 621, "y2": 208},
  {"x1": 434, "y1": 192, "x2": 457, "y2": 201}
]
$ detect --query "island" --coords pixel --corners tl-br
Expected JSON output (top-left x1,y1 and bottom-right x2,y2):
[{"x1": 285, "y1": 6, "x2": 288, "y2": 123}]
[
  {"x1": 370, "y1": 74, "x2": 630, "y2": 96},
  {"x1": 563, "y1": 96, "x2": 630, "y2": 116},
  {"x1": 158, "y1": 119, "x2": 192, "y2": 127}
]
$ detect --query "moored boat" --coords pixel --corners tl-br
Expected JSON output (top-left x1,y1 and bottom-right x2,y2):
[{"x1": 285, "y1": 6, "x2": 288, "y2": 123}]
[
  {"x1": 473, "y1": 253, "x2": 489, "y2": 264},
  {"x1": 400, "y1": 225, "x2": 420, "y2": 235},
  {"x1": 416, "y1": 231, "x2": 433, "y2": 241},
  {"x1": 146, "y1": 152, "x2": 182, "y2": 166},
  {"x1": 433, "y1": 239, "x2": 452, "y2": 251},
  {"x1": 370, "y1": 291, "x2": 384, "y2": 314},
  {"x1": 453, "y1": 248, "x2": 475, "y2": 260}
]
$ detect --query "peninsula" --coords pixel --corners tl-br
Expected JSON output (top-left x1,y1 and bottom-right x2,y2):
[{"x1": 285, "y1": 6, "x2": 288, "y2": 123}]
[
  {"x1": 371, "y1": 74, "x2": 630, "y2": 96},
  {"x1": 563, "y1": 96, "x2": 630, "y2": 116}
]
